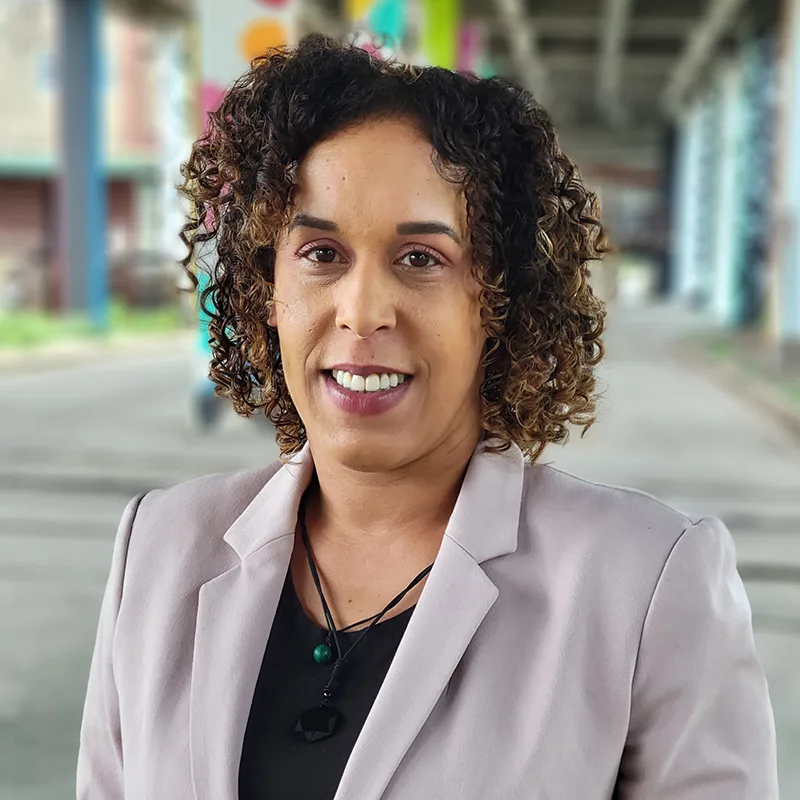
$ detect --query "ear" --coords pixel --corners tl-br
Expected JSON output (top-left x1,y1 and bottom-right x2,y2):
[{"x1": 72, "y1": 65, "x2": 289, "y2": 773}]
[{"x1": 266, "y1": 299, "x2": 277, "y2": 327}]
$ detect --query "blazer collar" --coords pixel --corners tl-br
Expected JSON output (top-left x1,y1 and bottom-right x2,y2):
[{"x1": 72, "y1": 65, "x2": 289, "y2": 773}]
[
  {"x1": 223, "y1": 444, "x2": 314, "y2": 559},
  {"x1": 444, "y1": 439, "x2": 524, "y2": 563},
  {"x1": 223, "y1": 439, "x2": 525, "y2": 564}
]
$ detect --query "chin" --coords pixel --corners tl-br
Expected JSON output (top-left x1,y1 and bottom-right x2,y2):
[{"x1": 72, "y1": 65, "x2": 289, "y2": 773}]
[{"x1": 316, "y1": 428, "x2": 414, "y2": 473}]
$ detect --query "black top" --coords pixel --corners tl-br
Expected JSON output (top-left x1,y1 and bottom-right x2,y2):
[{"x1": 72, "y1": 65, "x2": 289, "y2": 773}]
[{"x1": 239, "y1": 571, "x2": 414, "y2": 800}]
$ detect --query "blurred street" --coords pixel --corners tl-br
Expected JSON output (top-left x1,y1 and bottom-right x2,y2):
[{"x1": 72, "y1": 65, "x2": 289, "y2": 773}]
[
  {"x1": 0, "y1": 349, "x2": 277, "y2": 800},
  {"x1": 0, "y1": 301, "x2": 798, "y2": 798}
]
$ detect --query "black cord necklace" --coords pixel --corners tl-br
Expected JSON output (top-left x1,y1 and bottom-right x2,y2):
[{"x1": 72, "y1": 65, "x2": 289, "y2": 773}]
[{"x1": 293, "y1": 501, "x2": 434, "y2": 743}]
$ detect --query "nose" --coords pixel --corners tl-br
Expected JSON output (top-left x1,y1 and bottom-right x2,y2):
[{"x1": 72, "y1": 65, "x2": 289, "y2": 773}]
[{"x1": 334, "y1": 259, "x2": 397, "y2": 339}]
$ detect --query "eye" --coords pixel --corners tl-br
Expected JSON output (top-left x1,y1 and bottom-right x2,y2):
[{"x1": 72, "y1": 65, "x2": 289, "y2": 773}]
[
  {"x1": 301, "y1": 246, "x2": 341, "y2": 264},
  {"x1": 398, "y1": 250, "x2": 442, "y2": 269}
]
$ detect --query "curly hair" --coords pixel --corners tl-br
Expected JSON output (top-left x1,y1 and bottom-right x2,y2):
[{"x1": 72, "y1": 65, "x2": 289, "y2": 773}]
[{"x1": 179, "y1": 34, "x2": 608, "y2": 462}]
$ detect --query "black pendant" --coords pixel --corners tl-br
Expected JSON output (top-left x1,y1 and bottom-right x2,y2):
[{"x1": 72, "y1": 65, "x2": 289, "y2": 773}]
[{"x1": 293, "y1": 704, "x2": 344, "y2": 743}]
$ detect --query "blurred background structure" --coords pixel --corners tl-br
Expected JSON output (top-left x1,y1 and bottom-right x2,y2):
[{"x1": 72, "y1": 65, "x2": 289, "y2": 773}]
[
  {"x1": 2, "y1": 0, "x2": 799, "y2": 373},
  {"x1": 2, "y1": 0, "x2": 800, "y2": 797}
]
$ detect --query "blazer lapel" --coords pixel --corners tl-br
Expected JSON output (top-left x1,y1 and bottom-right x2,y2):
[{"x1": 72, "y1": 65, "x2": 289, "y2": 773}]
[
  {"x1": 189, "y1": 448, "x2": 314, "y2": 800},
  {"x1": 334, "y1": 442, "x2": 525, "y2": 800},
  {"x1": 188, "y1": 441, "x2": 524, "y2": 800},
  {"x1": 334, "y1": 536, "x2": 499, "y2": 800}
]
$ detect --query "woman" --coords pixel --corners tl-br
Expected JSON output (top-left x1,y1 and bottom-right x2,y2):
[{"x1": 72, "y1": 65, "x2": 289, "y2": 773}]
[{"x1": 77, "y1": 35, "x2": 777, "y2": 799}]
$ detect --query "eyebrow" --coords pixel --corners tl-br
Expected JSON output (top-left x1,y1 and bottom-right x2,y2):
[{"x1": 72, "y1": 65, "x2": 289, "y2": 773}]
[
  {"x1": 396, "y1": 221, "x2": 462, "y2": 245},
  {"x1": 287, "y1": 213, "x2": 340, "y2": 233},
  {"x1": 287, "y1": 214, "x2": 462, "y2": 245}
]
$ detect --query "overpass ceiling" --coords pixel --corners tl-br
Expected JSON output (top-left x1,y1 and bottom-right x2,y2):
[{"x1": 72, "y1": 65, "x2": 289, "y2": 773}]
[
  {"x1": 111, "y1": 0, "x2": 782, "y2": 168},
  {"x1": 467, "y1": 0, "x2": 781, "y2": 134}
]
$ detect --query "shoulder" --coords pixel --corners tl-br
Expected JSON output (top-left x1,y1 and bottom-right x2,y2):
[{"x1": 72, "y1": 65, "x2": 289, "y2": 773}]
[
  {"x1": 516, "y1": 461, "x2": 733, "y2": 602},
  {"x1": 136, "y1": 461, "x2": 283, "y2": 531},
  {"x1": 522, "y1": 461, "x2": 695, "y2": 553},
  {"x1": 508, "y1": 462, "x2": 744, "y2": 665},
  {"x1": 124, "y1": 460, "x2": 283, "y2": 579}
]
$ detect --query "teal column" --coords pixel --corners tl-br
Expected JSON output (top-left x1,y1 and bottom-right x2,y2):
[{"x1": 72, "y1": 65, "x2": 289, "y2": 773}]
[
  {"x1": 730, "y1": 33, "x2": 776, "y2": 329},
  {"x1": 712, "y1": 59, "x2": 745, "y2": 326},
  {"x1": 367, "y1": 0, "x2": 407, "y2": 47},
  {"x1": 673, "y1": 102, "x2": 704, "y2": 301},
  {"x1": 696, "y1": 86, "x2": 722, "y2": 310}
]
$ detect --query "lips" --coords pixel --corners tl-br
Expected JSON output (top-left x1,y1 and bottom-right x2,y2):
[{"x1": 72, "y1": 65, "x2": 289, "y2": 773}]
[{"x1": 322, "y1": 367, "x2": 412, "y2": 416}]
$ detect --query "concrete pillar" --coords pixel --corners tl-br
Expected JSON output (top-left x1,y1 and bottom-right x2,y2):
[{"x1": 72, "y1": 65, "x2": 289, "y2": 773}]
[
  {"x1": 711, "y1": 59, "x2": 744, "y2": 326},
  {"x1": 771, "y1": 0, "x2": 800, "y2": 364},
  {"x1": 157, "y1": 29, "x2": 192, "y2": 264},
  {"x1": 672, "y1": 101, "x2": 704, "y2": 302},
  {"x1": 58, "y1": 0, "x2": 107, "y2": 328},
  {"x1": 695, "y1": 87, "x2": 722, "y2": 310}
]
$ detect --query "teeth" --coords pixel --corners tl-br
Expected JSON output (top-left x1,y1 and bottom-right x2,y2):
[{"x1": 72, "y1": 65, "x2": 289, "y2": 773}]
[{"x1": 333, "y1": 370, "x2": 407, "y2": 393}]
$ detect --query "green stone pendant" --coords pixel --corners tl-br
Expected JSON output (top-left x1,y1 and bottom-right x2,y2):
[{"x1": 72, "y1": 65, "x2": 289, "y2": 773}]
[{"x1": 313, "y1": 643, "x2": 333, "y2": 664}]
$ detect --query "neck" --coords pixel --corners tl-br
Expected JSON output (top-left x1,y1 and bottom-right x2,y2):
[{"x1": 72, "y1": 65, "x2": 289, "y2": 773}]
[
  {"x1": 305, "y1": 428, "x2": 481, "y2": 556},
  {"x1": 292, "y1": 427, "x2": 481, "y2": 629}
]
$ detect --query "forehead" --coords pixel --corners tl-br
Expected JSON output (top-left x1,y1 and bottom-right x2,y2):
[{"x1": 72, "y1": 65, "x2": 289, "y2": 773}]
[{"x1": 292, "y1": 118, "x2": 467, "y2": 230}]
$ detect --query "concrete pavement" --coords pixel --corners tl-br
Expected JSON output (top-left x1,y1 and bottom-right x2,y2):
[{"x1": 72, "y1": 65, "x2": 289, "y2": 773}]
[
  {"x1": 0, "y1": 300, "x2": 798, "y2": 797},
  {"x1": 0, "y1": 350, "x2": 277, "y2": 800}
]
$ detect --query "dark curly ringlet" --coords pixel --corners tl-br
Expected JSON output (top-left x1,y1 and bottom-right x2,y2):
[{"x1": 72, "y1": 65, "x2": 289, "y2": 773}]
[{"x1": 179, "y1": 33, "x2": 609, "y2": 461}]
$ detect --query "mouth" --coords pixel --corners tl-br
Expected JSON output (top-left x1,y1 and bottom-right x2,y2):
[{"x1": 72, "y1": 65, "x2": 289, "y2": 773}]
[
  {"x1": 326, "y1": 368, "x2": 412, "y2": 394},
  {"x1": 322, "y1": 364, "x2": 414, "y2": 416}
]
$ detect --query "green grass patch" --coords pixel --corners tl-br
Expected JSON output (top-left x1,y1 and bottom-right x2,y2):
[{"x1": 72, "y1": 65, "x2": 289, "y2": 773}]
[
  {"x1": 107, "y1": 302, "x2": 185, "y2": 335},
  {"x1": 0, "y1": 301, "x2": 187, "y2": 350},
  {"x1": 679, "y1": 329, "x2": 735, "y2": 361},
  {"x1": 707, "y1": 336, "x2": 734, "y2": 360},
  {"x1": 782, "y1": 379, "x2": 800, "y2": 406},
  {"x1": 687, "y1": 329, "x2": 800, "y2": 411}
]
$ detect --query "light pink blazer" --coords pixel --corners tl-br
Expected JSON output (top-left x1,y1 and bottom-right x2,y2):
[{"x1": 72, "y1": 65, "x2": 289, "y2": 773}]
[{"x1": 77, "y1": 442, "x2": 778, "y2": 799}]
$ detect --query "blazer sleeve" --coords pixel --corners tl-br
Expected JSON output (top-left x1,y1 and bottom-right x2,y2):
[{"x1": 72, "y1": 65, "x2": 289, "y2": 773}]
[
  {"x1": 615, "y1": 516, "x2": 779, "y2": 799},
  {"x1": 76, "y1": 493, "x2": 145, "y2": 799}
]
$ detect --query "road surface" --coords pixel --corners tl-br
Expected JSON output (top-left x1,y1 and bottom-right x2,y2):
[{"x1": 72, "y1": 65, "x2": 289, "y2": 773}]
[{"x1": 1, "y1": 301, "x2": 797, "y2": 797}]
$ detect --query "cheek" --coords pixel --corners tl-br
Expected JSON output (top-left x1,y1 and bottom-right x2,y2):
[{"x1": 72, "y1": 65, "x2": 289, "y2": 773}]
[
  {"x1": 271, "y1": 252, "x2": 292, "y2": 310},
  {"x1": 425, "y1": 290, "x2": 485, "y2": 379},
  {"x1": 272, "y1": 256, "x2": 306, "y2": 338},
  {"x1": 271, "y1": 271, "x2": 306, "y2": 374},
  {"x1": 272, "y1": 269, "x2": 330, "y2": 396},
  {"x1": 273, "y1": 302, "x2": 316, "y2": 410},
  {"x1": 459, "y1": 278, "x2": 487, "y2": 352},
  {"x1": 274, "y1": 300, "x2": 312, "y2": 362}
]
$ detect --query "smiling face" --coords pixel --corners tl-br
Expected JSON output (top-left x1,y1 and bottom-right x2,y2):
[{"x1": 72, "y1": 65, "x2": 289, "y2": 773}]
[{"x1": 270, "y1": 117, "x2": 486, "y2": 472}]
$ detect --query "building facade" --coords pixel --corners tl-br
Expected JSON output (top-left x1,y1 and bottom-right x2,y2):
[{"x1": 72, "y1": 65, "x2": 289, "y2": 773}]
[{"x1": 0, "y1": 0, "x2": 164, "y2": 310}]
